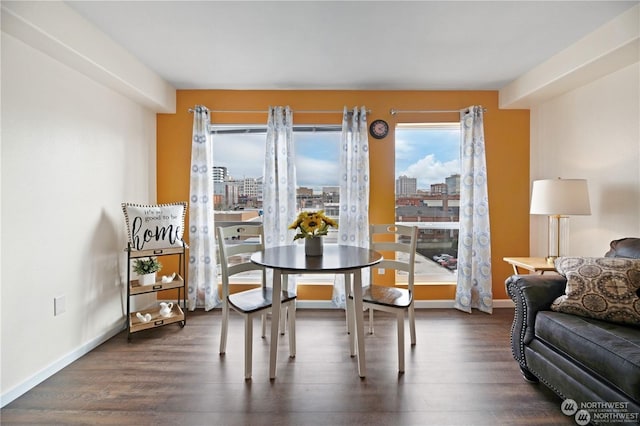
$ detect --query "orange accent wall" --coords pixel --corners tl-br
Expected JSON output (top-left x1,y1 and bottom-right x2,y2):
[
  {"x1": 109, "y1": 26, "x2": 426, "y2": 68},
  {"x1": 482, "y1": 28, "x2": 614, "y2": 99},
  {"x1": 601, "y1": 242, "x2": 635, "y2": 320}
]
[{"x1": 157, "y1": 90, "x2": 530, "y2": 302}]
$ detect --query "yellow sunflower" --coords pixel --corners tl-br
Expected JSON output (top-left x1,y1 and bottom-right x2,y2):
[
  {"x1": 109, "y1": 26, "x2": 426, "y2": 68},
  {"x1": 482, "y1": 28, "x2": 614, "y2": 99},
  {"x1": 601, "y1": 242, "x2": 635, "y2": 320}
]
[
  {"x1": 289, "y1": 210, "x2": 338, "y2": 240},
  {"x1": 302, "y1": 212, "x2": 322, "y2": 233}
]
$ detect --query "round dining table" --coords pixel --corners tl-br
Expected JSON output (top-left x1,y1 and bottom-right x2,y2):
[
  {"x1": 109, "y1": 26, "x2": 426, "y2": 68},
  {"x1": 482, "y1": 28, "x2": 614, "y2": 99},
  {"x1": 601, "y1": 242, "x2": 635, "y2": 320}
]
[{"x1": 251, "y1": 244, "x2": 382, "y2": 379}]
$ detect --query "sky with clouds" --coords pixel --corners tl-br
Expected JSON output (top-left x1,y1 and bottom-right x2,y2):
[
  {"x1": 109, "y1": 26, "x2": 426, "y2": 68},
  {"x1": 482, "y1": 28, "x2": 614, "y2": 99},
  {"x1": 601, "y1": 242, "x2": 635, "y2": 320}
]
[
  {"x1": 395, "y1": 126, "x2": 460, "y2": 189},
  {"x1": 213, "y1": 126, "x2": 460, "y2": 192}
]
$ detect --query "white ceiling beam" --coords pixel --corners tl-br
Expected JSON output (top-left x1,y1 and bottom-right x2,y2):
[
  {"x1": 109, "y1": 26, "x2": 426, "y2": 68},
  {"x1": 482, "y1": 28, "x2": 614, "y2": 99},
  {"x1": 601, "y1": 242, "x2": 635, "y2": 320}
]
[
  {"x1": 1, "y1": 1, "x2": 176, "y2": 113},
  {"x1": 499, "y1": 4, "x2": 639, "y2": 109}
]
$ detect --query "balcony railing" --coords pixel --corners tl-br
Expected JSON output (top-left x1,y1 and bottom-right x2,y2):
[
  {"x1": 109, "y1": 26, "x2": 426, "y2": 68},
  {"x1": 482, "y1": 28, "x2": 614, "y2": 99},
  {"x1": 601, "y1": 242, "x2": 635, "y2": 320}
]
[{"x1": 214, "y1": 219, "x2": 459, "y2": 285}]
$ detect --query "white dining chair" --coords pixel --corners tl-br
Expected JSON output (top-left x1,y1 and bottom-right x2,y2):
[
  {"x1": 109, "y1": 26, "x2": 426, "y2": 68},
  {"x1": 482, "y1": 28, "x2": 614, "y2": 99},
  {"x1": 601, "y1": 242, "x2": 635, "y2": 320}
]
[
  {"x1": 349, "y1": 223, "x2": 418, "y2": 373},
  {"x1": 216, "y1": 224, "x2": 296, "y2": 379}
]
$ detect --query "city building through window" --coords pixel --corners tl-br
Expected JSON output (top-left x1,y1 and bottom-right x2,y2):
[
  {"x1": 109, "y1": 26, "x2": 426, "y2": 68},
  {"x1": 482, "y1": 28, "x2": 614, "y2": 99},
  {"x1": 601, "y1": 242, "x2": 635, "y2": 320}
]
[
  {"x1": 212, "y1": 126, "x2": 341, "y2": 283},
  {"x1": 211, "y1": 122, "x2": 461, "y2": 285},
  {"x1": 396, "y1": 122, "x2": 461, "y2": 283}
]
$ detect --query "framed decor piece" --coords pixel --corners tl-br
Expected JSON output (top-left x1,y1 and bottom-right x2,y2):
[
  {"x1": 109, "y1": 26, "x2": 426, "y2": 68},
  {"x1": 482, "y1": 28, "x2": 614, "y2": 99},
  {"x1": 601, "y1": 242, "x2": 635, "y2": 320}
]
[{"x1": 122, "y1": 202, "x2": 187, "y2": 251}]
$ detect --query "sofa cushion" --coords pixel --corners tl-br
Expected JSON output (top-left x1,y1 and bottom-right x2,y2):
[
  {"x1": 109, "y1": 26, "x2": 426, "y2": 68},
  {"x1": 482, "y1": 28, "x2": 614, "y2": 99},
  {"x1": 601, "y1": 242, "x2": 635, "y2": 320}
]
[
  {"x1": 552, "y1": 257, "x2": 640, "y2": 326},
  {"x1": 535, "y1": 311, "x2": 640, "y2": 402},
  {"x1": 605, "y1": 237, "x2": 640, "y2": 259}
]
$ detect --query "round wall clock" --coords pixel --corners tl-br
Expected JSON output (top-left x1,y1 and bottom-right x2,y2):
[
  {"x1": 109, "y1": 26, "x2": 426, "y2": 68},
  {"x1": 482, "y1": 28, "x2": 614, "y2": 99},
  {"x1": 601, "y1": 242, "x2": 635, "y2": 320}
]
[{"x1": 369, "y1": 119, "x2": 389, "y2": 139}]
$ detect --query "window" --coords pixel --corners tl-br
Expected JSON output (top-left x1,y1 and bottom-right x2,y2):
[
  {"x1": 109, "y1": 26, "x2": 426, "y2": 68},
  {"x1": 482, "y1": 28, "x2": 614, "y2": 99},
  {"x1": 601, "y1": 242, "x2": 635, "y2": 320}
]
[
  {"x1": 395, "y1": 123, "x2": 461, "y2": 284},
  {"x1": 212, "y1": 125, "x2": 341, "y2": 283},
  {"x1": 211, "y1": 125, "x2": 341, "y2": 218}
]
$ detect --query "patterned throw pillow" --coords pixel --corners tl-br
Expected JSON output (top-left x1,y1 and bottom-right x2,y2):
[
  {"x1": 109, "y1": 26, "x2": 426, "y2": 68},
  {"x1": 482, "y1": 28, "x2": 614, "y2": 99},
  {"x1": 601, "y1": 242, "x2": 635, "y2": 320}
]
[
  {"x1": 552, "y1": 257, "x2": 640, "y2": 326},
  {"x1": 122, "y1": 202, "x2": 187, "y2": 251}
]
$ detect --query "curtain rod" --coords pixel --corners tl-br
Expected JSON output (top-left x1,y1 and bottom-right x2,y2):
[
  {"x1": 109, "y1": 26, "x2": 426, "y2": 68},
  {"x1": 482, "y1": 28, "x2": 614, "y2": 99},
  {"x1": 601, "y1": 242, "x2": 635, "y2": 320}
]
[
  {"x1": 189, "y1": 108, "x2": 370, "y2": 114},
  {"x1": 390, "y1": 107, "x2": 487, "y2": 115},
  {"x1": 209, "y1": 124, "x2": 343, "y2": 134}
]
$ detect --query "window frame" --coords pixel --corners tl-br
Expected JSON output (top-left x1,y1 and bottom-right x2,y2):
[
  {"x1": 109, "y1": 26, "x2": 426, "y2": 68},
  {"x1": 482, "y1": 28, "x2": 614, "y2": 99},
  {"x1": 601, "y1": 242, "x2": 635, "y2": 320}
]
[
  {"x1": 395, "y1": 122, "x2": 461, "y2": 285},
  {"x1": 212, "y1": 125, "x2": 343, "y2": 285}
]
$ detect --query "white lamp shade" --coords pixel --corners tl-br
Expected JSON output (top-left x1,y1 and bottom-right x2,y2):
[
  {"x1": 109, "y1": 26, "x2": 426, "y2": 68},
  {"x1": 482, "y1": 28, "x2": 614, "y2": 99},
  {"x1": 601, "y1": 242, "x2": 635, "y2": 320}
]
[{"x1": 530, "y1": 178, "x2": 591, "y2": 216}]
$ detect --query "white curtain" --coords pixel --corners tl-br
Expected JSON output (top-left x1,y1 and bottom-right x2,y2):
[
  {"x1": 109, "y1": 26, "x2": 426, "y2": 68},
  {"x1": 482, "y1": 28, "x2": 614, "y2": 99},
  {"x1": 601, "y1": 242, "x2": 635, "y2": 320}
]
[
  {"x1": 332, "y1": 106, "x2": 370, "y2": 308},
  {"x1": 454, "y1": 106, "x2": 493, "y2": 314},
  {"x1": 263, "y1": 106, "x2": 297, "y2": 292},
  {"x1": 188, "y1": 105, "x2": 220, "y2": 311}
]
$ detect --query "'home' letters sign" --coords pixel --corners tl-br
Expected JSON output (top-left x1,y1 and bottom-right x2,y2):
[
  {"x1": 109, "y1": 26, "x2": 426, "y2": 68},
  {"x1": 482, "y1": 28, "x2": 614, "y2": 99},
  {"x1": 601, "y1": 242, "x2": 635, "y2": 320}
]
[{"x1": 122, "y1": 202, "x2": 187, "y2": 251}]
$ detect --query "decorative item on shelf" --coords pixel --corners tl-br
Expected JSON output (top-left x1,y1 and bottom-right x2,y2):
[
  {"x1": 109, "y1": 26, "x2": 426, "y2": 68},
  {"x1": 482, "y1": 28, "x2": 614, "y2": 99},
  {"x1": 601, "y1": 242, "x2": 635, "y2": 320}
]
[
  {"x1": 132, "y1": 256, "x2": 162, "y2": 286},
  {"x1": 161, "y1": 272, "x2": 176, "y2": 283},
  {"x1": 288, "y1": 210, "x2": 338, "y2": 256},
  {"x1": 159, "y1": 302, "x2": 173, "y2": 318},
  {"x1": 121, "y1": 202, "x2": 187, "y2": 251},
  {"x1": 530, "y1": 178, "x2": 591, "y2": 263},
  {"x1": 136, "y1": 312, "x2": 152, "y2": 323}
]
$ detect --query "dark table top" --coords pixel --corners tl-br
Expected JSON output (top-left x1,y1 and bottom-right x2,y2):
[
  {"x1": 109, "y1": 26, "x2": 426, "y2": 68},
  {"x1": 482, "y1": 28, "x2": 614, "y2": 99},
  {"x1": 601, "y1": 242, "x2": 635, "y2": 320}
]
[{"x1": 250, "y1": 244, "x2": 382, "y2": 273}]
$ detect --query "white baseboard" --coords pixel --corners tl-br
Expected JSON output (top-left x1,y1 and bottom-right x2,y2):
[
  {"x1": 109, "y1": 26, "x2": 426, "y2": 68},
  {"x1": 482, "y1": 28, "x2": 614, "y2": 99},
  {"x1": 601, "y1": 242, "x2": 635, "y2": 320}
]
[
  {"x1": 296, "y1": 300, "x2": 339, "y2": 309},
  {"x1": 1, "y1": 321, "x2": 125, "y2": 408},
  {"x1": 492, "y1": 299, "x2": 516, "y2": 308}
]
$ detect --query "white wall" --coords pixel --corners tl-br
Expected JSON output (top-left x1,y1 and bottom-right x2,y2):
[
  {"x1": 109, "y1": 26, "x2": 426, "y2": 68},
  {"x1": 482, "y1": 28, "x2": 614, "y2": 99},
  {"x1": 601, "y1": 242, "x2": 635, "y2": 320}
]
[
  {"x1": 530, "y1": 63, "x2": 640, "y2": 257},
  {"x1": 1, "y1": 33, "x2": 157, "y2": 403}
]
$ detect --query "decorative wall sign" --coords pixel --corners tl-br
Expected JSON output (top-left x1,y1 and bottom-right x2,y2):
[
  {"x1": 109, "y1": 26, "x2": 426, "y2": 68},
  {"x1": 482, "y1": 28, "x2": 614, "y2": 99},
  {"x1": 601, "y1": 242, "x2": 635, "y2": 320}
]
[{"x1": 122, "y1": 202, "x2": 187, "y2": 251}]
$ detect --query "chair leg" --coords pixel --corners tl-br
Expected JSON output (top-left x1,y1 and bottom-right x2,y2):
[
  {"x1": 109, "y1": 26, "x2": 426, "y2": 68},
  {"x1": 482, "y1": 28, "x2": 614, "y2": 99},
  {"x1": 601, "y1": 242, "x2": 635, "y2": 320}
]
[
  {"x1": 368, "y1": 308, "x2": 374, "y2": 335},
  {"x1": 345, "y1": 277, "x2": 355, "y2": 357},
  {"x1": 261, "y1": 313, "x2": 266, "y2": 338},
  {"x1": 287, "y1": 302, "x2": 296, "y2": 358},
  {"x1": 280, "y1": 306, "x2": 287, "y2": 336},
  {"x1": 347, "y1": 298, "x2": 356, "y2": 357},
  {"x1": 343, "y1": 273, "x2": 351, "y2": 333},
  {"x1": 344, "y1": 307, "x2": 350, "y2": 334},
  {"x1": 397, "y1": 310, "x2": 405, "y2": 374},
  {"x1": 219, "y1": 302, "x2": 229, "y2": 354},
  {"x1": 408, "y1": 303, "x2": 416, "y2": 346},
  {"x1": 281, "y1": 274, "x2": 289, "y2": 336},
  {"x1": 244, "y1": 315, "x2": 253, "y2": 380}
]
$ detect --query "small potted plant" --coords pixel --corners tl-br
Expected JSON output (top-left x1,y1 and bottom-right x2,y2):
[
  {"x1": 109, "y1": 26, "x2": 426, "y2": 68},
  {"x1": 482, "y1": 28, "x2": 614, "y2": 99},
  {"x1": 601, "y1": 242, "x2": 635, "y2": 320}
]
[{"x1": 133, "y1": 257, "x2": 162, "y2": 286}]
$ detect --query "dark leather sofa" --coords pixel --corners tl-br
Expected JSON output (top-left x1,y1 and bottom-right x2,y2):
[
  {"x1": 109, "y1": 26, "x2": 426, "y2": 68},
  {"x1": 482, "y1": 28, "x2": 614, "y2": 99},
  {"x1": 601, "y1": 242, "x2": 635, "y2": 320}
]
[{"x1": 506, "y1": 238, "x2": 640, "y2": 425}]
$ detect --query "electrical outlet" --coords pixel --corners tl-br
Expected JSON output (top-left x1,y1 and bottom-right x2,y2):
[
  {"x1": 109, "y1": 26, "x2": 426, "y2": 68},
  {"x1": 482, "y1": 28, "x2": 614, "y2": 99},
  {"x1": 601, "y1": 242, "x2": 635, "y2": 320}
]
[
  {"x1": 377, "y1": 268, "x2": 385, "y2": 274},
  {"x1": 54, "y1": 295, "x2": 66, "y2": 316}
]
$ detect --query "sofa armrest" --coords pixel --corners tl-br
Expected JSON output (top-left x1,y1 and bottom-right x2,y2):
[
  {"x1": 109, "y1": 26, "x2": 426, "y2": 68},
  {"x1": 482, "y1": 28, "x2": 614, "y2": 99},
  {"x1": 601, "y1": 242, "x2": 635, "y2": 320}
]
[{"x1": 505, "y1": 274, "x2": 567, "y2": 367}]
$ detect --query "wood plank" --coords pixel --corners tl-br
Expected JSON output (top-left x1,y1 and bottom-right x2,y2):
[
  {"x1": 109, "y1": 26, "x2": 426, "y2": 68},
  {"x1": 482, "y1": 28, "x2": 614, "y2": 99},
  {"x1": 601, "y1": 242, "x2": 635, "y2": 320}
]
[
  {"x1": 129, "y1": 274, "x2": 184, "y2": 295},
  {"x1": 1, "y1": 309, "x2": 573, "y2": 425},
  {"x1": 129, "y1": 304, "x2": 184, "y2": 333}
]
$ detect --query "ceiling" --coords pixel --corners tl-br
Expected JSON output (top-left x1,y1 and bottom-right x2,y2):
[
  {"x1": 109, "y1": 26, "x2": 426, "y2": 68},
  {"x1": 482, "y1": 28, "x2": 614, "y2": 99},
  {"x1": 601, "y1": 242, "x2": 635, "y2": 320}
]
[{"x1": 66, "y1": 1, "x2": 638, "y2": 91}]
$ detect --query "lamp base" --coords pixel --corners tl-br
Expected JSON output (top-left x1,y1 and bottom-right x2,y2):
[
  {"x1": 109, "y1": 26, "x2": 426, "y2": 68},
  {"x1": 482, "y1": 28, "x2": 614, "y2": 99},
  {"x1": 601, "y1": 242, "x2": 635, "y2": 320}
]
[
  {"x1": 545, "y1": 256, "x2": 557, "y2": 265},
  {"x1": 546, "y1": 215, "x2": 570, "y2": 260}
]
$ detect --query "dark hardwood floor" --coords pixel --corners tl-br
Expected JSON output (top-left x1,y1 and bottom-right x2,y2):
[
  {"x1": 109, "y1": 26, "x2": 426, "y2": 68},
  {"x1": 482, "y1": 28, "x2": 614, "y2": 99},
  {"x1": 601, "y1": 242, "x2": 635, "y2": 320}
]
[{"x1": 1, "y1": 308, "x2": 573, "y2": 425}]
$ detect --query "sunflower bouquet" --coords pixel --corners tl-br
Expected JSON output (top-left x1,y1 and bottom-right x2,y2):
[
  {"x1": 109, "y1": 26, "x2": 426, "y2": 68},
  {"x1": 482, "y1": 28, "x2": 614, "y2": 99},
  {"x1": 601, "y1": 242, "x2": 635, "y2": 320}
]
[{"x1": 288, "y1": 210, "x2": 338, "y2": 241}]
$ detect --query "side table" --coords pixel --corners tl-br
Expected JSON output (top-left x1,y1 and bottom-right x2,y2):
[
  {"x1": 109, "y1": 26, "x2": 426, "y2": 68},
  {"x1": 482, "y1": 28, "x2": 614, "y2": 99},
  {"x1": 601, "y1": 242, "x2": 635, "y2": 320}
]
[{"x1": 503, "y1": 257, "x2": 556, "y2": 275}]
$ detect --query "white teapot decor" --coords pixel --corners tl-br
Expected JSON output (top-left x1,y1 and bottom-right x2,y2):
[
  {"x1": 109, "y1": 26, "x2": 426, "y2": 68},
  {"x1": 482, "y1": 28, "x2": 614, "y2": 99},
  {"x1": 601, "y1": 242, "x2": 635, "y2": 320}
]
[{"x1": 159, "y1": 302, "x2": 173, "y2": 318}]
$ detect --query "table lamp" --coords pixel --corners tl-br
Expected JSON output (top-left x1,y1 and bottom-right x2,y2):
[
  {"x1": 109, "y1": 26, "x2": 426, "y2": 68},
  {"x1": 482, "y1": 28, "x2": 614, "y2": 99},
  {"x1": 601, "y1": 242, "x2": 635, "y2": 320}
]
[{"x1": 530, "y1": 178, "x2": 591, "y2": 263}]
